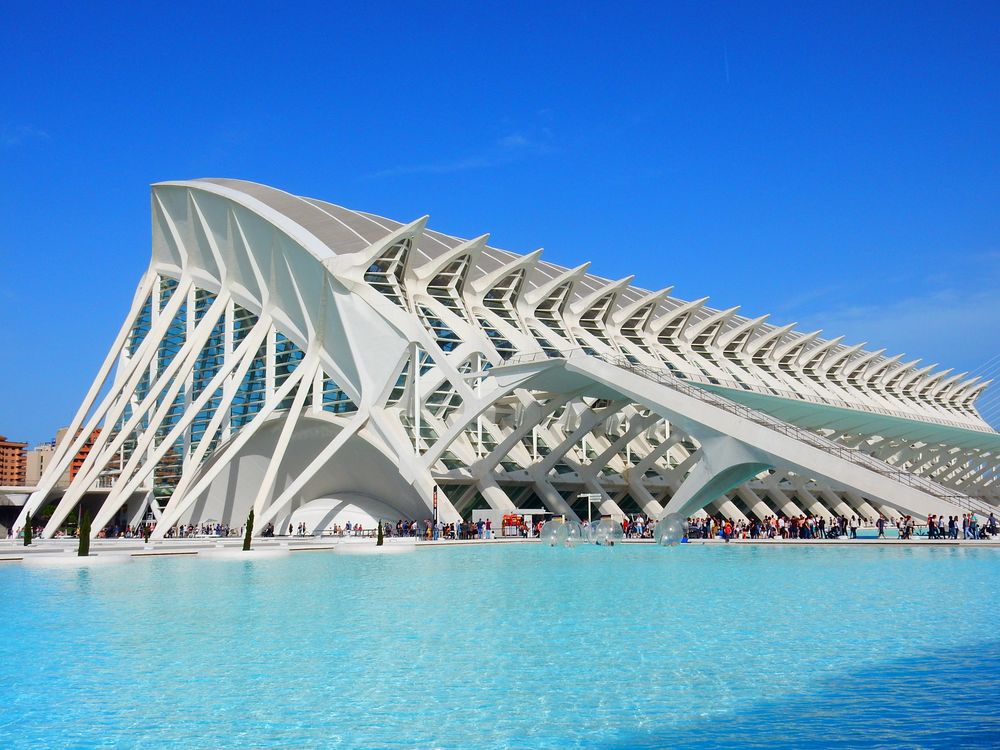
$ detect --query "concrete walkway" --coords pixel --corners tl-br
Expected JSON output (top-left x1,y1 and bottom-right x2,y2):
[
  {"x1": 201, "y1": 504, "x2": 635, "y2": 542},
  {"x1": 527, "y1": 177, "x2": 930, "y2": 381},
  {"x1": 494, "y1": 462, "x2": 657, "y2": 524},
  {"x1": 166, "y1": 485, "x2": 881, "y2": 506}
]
[
  {"x1": 0, "y1": 534, "x2": 538, "y2": 562},
  {"x1": 4, "y1": 534, "x2": 1000, "y2": 562}
]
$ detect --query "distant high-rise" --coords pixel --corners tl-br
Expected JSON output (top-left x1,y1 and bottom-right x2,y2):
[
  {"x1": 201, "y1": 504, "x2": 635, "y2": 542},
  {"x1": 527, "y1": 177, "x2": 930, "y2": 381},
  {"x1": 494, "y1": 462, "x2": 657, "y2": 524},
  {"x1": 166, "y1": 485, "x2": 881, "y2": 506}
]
[
  {"x1": 25, "y1": 442, "x2": 55, "y2": 486},
  {"x1": 55, "y1": 427, "x2": 101, "y2": 482},
  {"x1": 0, "y1": 437, "x2": 27, "y2": 486}
]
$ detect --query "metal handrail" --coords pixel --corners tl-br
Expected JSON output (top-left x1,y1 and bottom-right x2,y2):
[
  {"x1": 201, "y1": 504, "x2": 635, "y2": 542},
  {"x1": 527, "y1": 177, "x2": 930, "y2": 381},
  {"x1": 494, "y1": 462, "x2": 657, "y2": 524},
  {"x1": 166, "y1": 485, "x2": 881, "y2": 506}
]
[
  {"x1": 505, "y1": 350, "x2": 999, "y2": 516},
  {"x1": 659, "y1": 371, "x2": 992, "y2": 434}
]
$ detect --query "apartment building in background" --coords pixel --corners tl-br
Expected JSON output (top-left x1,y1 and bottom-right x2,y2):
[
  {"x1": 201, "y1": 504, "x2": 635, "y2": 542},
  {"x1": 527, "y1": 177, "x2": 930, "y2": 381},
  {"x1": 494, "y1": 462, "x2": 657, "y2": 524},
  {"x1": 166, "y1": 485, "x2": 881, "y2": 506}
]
[{"x1": 0, "y1": 436, "x2": 28, "y2": 486}]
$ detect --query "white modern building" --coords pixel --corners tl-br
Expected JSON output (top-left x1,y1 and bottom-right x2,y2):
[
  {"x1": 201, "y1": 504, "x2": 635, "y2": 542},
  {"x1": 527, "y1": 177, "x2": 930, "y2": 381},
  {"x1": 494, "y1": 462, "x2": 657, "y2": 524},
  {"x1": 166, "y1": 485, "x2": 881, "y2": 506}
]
[{"x1": 18, "y1": 179, "x2": 1000, "y2": 538}]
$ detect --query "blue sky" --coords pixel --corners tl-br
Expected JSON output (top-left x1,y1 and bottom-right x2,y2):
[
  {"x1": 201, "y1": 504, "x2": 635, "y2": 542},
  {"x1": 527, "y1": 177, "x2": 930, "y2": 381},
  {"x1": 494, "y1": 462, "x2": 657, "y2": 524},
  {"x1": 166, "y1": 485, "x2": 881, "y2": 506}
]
[{"x1": 2, "y1": 1, "x2": 998, "y2": 444}]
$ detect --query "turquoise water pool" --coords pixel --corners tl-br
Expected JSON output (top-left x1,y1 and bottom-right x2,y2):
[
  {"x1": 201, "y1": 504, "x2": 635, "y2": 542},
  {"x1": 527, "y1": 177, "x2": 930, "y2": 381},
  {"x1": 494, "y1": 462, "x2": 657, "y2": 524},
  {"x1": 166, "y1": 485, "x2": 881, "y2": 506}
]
[{"x1": 2, "y1": 544, "x2": 998, "y2": 748}]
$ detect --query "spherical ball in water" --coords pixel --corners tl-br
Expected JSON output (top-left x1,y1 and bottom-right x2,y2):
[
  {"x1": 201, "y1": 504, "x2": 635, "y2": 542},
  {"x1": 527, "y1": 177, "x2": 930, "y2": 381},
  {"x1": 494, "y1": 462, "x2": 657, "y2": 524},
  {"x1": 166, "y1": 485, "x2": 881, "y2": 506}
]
[
  {"x1": 540, "y1": 520, "x2": 568, "y2": 546},
  {"x1": 593, "y1": 518, "x2": 624, "y2": 545},
  {"x1": 564, "y1": 521, "x2": 583, "y2": 546},
  {"x1": 656, "y1": 513, "x2": 685, "y2": 546}
]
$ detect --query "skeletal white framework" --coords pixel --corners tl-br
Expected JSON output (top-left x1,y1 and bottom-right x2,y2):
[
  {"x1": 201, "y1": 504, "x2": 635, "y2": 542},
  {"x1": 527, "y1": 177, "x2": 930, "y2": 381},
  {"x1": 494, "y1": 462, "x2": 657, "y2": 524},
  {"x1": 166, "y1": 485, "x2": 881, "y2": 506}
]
[{"x1": 20, "y1": 179, "x2": 1000, "y2": 538}]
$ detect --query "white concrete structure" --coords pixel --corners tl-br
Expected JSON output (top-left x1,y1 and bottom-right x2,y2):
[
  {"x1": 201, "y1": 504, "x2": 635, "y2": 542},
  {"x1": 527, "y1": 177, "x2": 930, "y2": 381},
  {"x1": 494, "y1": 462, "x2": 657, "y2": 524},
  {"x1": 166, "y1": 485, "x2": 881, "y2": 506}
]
[{"x1": 19, "y1": 179, "x2": 1000, "y2": 538}]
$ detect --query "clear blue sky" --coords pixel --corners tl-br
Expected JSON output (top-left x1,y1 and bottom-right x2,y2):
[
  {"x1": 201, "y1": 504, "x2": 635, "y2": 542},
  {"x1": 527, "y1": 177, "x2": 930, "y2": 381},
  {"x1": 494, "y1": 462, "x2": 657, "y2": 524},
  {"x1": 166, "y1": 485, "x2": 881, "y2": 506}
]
[{"x1": 2, "y1": 1, "x2": 998, "y2": 444}]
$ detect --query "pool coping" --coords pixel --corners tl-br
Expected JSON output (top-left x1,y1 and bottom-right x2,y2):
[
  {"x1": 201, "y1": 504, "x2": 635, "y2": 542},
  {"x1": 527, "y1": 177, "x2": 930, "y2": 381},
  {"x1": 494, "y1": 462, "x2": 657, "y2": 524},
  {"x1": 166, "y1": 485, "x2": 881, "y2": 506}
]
[{"x1": 2, "y1": 534, "x2": 999, "y2": 563}]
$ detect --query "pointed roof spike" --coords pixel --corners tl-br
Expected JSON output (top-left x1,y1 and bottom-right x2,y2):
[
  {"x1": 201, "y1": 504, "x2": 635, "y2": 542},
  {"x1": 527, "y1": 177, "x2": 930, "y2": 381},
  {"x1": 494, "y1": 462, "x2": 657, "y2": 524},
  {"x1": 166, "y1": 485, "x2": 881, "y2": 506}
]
[
  {"x1": 823, "y1": 341, "x2": 866, "y2": 372},
  {"x1": 915, "y1": 367, "x2": 952, "y2": 395},
  {"x1": 610, "y1": 287, "x2": 674, "y2": 327},
  {"x1": 895, "y1": 363, "x2": 937, "y2": 392},
  {"x1": 929, "y1": 370, "x2": 966, "y2": 398},
  {"x1": 469, "y1": 248, "x2": 543, "y2": 295},
  {"x1": 717, "y1": 314, "x2": 769, "y2": 349},
  {"x1": 841, "y1": 347, "x2": 885, "y2": 377},
  {"x1": 800, "y1": 335, "x2": 842, "y2": 369},
  {"x1": 961, "y1": 380, "x2": 993, "y2": 407},
  {"x1": 324, "y1": 215, "x2": 429, "y2": 278},
  {"x1": 948, "y1": 375, "x2": 984, "y2": 400},
  {"x1": 774, "y1": 329, "x2": 822, "y2": 360},
  {"x1": 569, "y1": 275, "x2": 636, "y2": 316},
  {"x1": 648, "y1": 296, "x2": 710, "y2": 336},
  {"x1": 684, "y1": 305, "x2": 740, "y2": 343},
  {"x1": 522, "y1": 262, "x2": 591, "y2": 307},
  {"x1": 745, "y1": 322, "x2": 797, "y2": 357},
  {"x1": 862, "y1": 352, "x2": 903, "y2": 380},
  {"x1": 412, "y1": 233, "x2": 488, "y2": 281}
]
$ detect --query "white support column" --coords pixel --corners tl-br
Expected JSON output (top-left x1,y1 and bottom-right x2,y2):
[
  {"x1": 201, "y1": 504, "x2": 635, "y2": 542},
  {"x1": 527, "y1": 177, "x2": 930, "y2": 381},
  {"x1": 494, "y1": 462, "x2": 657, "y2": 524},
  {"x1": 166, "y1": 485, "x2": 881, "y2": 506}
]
[
  {"x1": 843, "y1": 490, "x2": 881, "y2": 522},
  {"x1": 18, "y1": 273, "x2": 172, "y2": 526},
  {"x1": 29, "y1": 278, "x2": 196, "y2": 535},
  {"x1": 582, "y1": 477, "x2": 626, "y2": 520},
  {"x1": 476, "y1": 474, "x2": 517, "y2": 513},
  {"x1": 252, "y1": 357, "x2": 319, "y2": 519},
  {"x1": 816, "y1": 486, "x2": 862, "y2": 518},
  {"x1": 412, "y1": 343, "x2": 421, "y2": 452},
  {"x1": 183, "y1": 285, "x2": 197, "y2": 470},
  {"x1": 735, "y1": 485, "x2": 777, "y2": 521},
  {"x1": 786, "y1": 482, "x2": 828, "y2": 517},
  {"x1": 625, "y1": 474, "x2": 666, "y2": 519},
  {"x1": 311, "y1": 365, "x2": 324, "y2": 415},
  {"x1": 221, "y1": 298, "x2": 235, "y2": 437},
  {"x1": 126, "y1": 490, "x2": 155, "y2": 530},
  {"x1": 705, "y1": 496, "x2": 750, "y2": 523},
  {"x1": 88, "y1": 293, "x2": 231, "y2": 491},
  {"x1": 42, "y1": 290, "x2": 227, "y2": 536},
  {"x1": 150, "y1": 317, "x2": 273, "y2": 536},
  {"x1": 265, "y1": 326, "x2": 276, "y2": 398},
  {"x1": 762, "y1": 485, "x2": 806, "y2": 518},
  {"x1": 60, "y1": 277, "x2": 196, "y2": 484},
  {"x1": 530, "y1": 476, "x2": 579, "y2": 520},
  {"x1": 476, "y1": 353, "x2": 484, "y2": 458},
  {"x1": 153, "y1": 351, "x2": 312, "y2": 534},
  {"x1": 90, "y1": 315, "x2": 269, "y2": 536},
  {"x1": 660, "y1": 437, "x2": 771, "y2": 519},
  {"x1": 46, "y1": 272, "x2": 157, "y2": 472}
]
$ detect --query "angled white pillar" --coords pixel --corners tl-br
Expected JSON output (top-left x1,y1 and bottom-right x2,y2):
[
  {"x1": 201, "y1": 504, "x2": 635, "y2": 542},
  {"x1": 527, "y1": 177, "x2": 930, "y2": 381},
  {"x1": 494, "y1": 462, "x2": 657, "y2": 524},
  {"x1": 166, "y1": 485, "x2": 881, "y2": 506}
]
[
  {"x1": 659, "y1": 436, "x2": 771, "y2": 519},
  {"x1": 19, "y1": 275, "x2": 191, "y2": 528},
  {"x1": 734, "y1": 485, "x2": 777, "y2": 521},
  {"x1": 251, "y1": 356, "x2": 319, "y2": 517},
  {"x1": 42, "y1": 290, "x2": 228, "y2": 537},
  {"x1": 152, "y1": 314, "x2": 273, "y2": 530},
  {"x1": 153, "y1": 352, "x2": 313, "y2": 534},
  {"x1": 89, "y1": 315, "x2": 270, "y2": 536}
]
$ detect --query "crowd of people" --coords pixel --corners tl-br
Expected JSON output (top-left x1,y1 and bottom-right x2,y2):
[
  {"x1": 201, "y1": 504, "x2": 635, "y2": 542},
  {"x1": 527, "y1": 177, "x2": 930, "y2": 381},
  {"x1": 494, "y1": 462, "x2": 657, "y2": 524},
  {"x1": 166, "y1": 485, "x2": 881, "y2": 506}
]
[
  {"x1": 374, "y1": 518, "x2": 500, "y2": 540},
  {"x1": 683, "y1": 512, "x2": 998, "y2": 541},
  {"x1": 926, "y1": 513, "x2": 997, "y2": 539},
  {"x1": 620, "y1": 515, "x2": 655, "y2": 539},
  {"x1": 8, "y1": 510, "x2": 999, "y2": 543}
]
